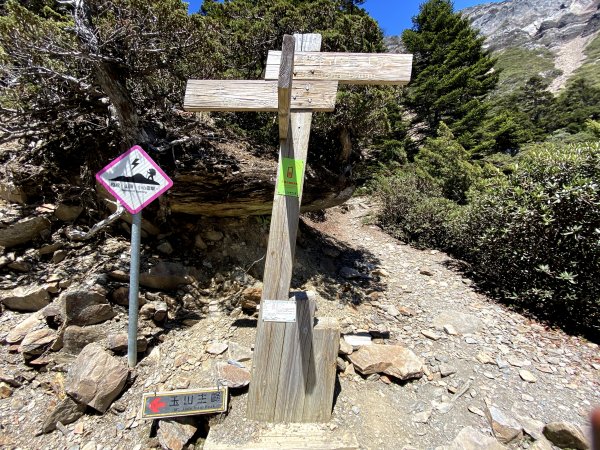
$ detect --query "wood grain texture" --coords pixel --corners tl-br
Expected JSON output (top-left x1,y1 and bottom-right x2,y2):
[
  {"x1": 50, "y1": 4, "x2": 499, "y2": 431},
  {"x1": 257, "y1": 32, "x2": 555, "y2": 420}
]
[
  {"x1": 183, "y1": 80, "x2": 337, "y2": 112},
  {"x1": 303, "y1": 317, "x2": 340, "y2": 422},
  {"x1": 274, "y1": 292, "x2": 316, "y2": 422},
  {"x1": 278, "y1": 35, "x2": 295, "y2": 140},
  {"x1": 266, "y1": 51, "x2": 413, "y2": 85},
  {"x1": 247, "y1": 33, "x2": 321, "y2": 423},
  {"x1": 204, "y1": 423, "x2": 359, "y2": 450}
]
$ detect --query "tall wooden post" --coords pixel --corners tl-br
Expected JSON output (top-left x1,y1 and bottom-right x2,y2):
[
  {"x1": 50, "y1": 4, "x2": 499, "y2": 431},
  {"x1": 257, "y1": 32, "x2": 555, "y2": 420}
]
[
  {"x1": 182, "y1": 35, "x2": 413, "y2": 424},
  {"x1": 246, "y1": 34, "x2": 340, "y2": 423}
]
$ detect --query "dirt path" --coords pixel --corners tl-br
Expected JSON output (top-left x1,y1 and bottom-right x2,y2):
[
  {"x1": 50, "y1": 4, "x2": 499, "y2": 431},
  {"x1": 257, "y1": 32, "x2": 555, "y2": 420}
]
[
  {"x1": 1, "y1": 196, "x2": 599, "y2": 450},
  {"x1": 305, "y1": 197, "x2": 600, "y2": 449}
]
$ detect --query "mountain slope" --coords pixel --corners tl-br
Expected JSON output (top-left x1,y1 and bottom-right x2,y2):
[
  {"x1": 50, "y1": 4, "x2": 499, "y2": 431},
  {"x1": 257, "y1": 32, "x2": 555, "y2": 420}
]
[{"x1": 462, "y1": 0, "x2": 600, "y2": 91}]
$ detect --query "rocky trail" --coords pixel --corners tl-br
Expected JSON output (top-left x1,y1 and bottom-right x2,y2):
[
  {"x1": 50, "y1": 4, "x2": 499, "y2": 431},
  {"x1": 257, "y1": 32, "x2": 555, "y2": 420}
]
[{"x1": 0, "y1": 196, "x2": 599, "y2": 450}]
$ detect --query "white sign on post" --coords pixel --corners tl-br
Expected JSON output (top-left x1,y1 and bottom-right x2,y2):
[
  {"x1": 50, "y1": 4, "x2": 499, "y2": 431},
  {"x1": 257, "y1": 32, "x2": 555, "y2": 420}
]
[
  {"x1": 262, "y1": 299, "x2": 297, "y2": 322},
  {"x1": 96, "y1": 145, "x2": 173, "y2": 214}
]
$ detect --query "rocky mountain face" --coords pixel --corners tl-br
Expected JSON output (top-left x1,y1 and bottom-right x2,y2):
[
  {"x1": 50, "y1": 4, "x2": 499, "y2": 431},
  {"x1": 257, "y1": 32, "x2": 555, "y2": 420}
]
[{"x1": 462, "y1": 0, "x2": 600, "y2": 51}]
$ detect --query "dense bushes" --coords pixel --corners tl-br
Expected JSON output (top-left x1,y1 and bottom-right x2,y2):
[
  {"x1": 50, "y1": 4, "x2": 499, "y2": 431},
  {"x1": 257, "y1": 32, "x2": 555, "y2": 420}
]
[
  {"x1": 376, "y1": 142, "x2": 600, "y2": 338},
  {"x1": 375, "y1": 171, "x2": 459, "y2": 249}
]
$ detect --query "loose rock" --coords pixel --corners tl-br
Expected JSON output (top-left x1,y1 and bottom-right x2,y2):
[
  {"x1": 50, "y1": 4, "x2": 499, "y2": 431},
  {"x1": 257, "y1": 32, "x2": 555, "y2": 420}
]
[
  {"x1": 19, "y1": 328, "x2": 57, "y2": 357},
  {"x1": 0, "y1": 216, "x2": 51, "y2": 248},
  {"x1": 485, "y1": 405, "x2": 523, "y2": 444},
  {"x1": 6, "y1": 311, "x2": 44, "y2": 344},
  {"x1": 437, "y1": 426, "x2": 507, "y2": 450},
  {"x1": 42, "y1": 397, "x2": 87, "y2": 433},
  {"x1": 65, "y1": 343, "x2": 128, "y2": 412},
  {"x1": 158, "y1": 417, "x2": 198, "y2": 450},
  {"x1": 519, "y1": 369, "x2": 537, "y2": 383},
  {"x1": 348, "y1": 344, "x2": 424, "y2": 381},
  {"x1": 207, "y1": 342, "x2": 228, "y2": 355},
  {"x1": 433, "y1": 311, "x2": 483, "y2": 335},
  {"x1": 216, "y1": 361, "x2": 251, "y2": 388},
  {"x1": 543, "y1": 422, "x2": 590, "y2": 450},
  {"x1": 62, "y1": 285, "x2": 114, "y2": 326},
  {"x1": 0, "y1": 285, "x2": 51, "y2": 312}
]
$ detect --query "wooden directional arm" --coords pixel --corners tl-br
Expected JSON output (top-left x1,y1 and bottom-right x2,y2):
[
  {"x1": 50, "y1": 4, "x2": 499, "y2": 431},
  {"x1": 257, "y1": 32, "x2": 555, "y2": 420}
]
[
  {"x1": 278, "y1": 35, "x2": 295, "y2": 141},
  {"x1": 266, "y1": 51, "x2": 413, "y2": 85}
]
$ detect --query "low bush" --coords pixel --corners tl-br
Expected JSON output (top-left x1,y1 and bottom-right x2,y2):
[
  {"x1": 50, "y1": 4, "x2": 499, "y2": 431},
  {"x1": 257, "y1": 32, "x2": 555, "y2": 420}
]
[
  {"x1": 375, "y1": 170, "x2": 459, "y2": 249},
  {"x1": 458, "y1": 142, "x2": 600, "y2": 337},
  {"x1": 375, "y1": 141, "x2": 600, "y2": 338}
]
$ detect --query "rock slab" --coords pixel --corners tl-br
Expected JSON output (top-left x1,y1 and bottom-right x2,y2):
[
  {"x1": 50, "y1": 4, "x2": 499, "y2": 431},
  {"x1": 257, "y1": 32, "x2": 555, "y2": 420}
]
[
  {"x1": 0, "y1": 216, "x2": 51, "y2": 248},
  {"x1": 348, "y1": 344, "x2": 424, "y2": 380},
  {"x1": 485, "y1": 405, "x2": 523, "y2": 444},
  {"x1": 437, "y1": 426, "x2": 507, "y2": 450},
  {"x1": 61, "y1": 286, "x2": 114, "y2": 326},
  {"x1": 65, "y1": 343, "x2": 128, "y2": 412},
  {"x1": 543, "y1": 422, "x2": 590, "y2": 450},
  {"x1": 0, "y1": 286, "x2": 50, "y2": 312},
  {"x1": 158, "y1": 417, "x2": 198, "y2": 450},
  {"x1": 42, "y1": 396, "x2": 87, "y2": 433}
]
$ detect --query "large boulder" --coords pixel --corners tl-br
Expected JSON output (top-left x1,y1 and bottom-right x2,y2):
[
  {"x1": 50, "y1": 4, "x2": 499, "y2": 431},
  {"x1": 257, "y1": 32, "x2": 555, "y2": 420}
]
[
  {"x1": 0, "y1": 285, "x2": 50, "y2": 312},
  {"x1": 61, "y1": 285, "x2": 115, "y2": 326},
  {"x1": 347, "y1": 344, "x2": 424, "y2": 381},
  {"x1": 65, "y1": 343, "x2": 128, "y2": 412},
  {"x1": 0, "y1": 216, "x2": 51, "y2": 248}
]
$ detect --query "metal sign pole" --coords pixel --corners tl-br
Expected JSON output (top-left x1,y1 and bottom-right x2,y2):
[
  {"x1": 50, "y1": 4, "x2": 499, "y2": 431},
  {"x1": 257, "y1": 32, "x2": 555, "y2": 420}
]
[{"x1": 128, "y1": 212, "x2": 142, "y2": 367}]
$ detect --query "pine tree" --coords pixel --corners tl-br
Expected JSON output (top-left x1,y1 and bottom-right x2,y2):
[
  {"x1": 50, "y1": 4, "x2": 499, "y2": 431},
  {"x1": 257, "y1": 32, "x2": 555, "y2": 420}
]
[{"x1": 401, "y1": 0, "x2": 498, "y2": 150}]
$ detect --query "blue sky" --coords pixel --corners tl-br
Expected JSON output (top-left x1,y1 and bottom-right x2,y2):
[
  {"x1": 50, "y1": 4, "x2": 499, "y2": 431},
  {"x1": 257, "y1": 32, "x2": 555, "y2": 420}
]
[{"x1": 186, "y1": 1, "x2": 503, "y2": 36}]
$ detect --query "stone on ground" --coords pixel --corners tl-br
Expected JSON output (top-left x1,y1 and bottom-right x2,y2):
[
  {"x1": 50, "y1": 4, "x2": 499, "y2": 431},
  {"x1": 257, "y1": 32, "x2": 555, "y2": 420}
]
[
  {"x1": 227, "y1": 341, "x2": 253, "y2": 363},
  {"x1": 0, "y1": 382, "x2": 13, "y2": 398},
  {"x1": 543, "y1": 422, "x2": 590, "y2": 449},
  {"x1": 65, "y1": 343, "x2": 128, "y2": 412},
  {"x1": 485, "y1": 405, "x2": 523, "y2": 444},
  {"x1": 42, "y1": 396, "x2": 87, "y2": 433},
  {"x1": 158, "y1": 417, "x2": 198, "y2": 450},
  {"x1": 0, "y1": 216, "x2": 51, "y2": 248},
  {"x1": 433, "y1": 311, "x2": 483, "y2": 335},
  {"x1": 216, "y1": 361, "x2": 251, "y2": 388},
  {"x1": 5, "y1": 311, "x2": 44, "y2": 344},
  {"x1": 62, "y1": 325, "x2": 105, "y2": 355},
  {"x1": 61, "y1": 285, "x2": 114, "y2": 326},
  {"x1": 19, "y1": 328, "x2": 57, "y2": 356},
  {"x1": 436, "y1": 426, "x2": 507, "y2": 450},
  {"x1": 519, "y1": 369, "x2": 537, "y2": 383},
  {"x1": 0, "y1": 285, "x2": 50, "y2": 312},
  {"x1": 107, "y1": 333, "x2": 148, "y2": 353},
  {"x1": 348, "y1": 344, "x2": 424, "y2": 381},
  {"x1": 206, "y1": 342, "x2": 228, "y2": 355}
]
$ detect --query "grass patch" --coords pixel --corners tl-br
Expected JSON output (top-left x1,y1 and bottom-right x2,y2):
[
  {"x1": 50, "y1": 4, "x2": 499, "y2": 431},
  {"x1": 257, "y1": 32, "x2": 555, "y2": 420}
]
[{"x1": 492, "y1": 47, "x2": 560, "y2": 96}]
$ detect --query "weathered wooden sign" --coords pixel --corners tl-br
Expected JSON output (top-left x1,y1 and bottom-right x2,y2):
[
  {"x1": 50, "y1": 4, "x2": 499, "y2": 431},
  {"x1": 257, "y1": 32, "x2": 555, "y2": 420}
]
[
  {"x1": 265, "y1": 51, "x2": 413, "y2": 85},
  {"x1": 183, "y1": 80, "x2": 338, "y2": 112},
  {"x1": 183, "y1": 33, "x2": 413, "y2": 424},
  {"x1": 141, "y1": 387, "x2": 228, "y2": 419}
]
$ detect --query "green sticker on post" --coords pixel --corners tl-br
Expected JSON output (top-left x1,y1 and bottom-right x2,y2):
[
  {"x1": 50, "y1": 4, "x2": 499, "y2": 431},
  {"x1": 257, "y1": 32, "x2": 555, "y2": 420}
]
[{"x1": 277, "y1": 158, "x2": 304, "y2": 197}]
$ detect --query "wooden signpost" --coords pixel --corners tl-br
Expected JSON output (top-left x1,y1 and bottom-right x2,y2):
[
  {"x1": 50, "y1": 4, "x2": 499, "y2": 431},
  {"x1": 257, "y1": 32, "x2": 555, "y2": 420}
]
[{"x1": 184, "y1": 34, "x2": 412, "y2": 424}]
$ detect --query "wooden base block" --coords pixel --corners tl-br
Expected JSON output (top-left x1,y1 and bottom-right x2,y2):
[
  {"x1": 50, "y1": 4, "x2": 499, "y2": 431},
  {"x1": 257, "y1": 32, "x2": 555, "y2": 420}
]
[{"x1": 204, "y1": 423, "x2": 359, "y2": 450}]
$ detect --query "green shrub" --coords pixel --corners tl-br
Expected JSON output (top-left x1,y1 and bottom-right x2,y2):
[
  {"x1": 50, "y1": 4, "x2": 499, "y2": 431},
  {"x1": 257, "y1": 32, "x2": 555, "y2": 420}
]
[
  {"x1": 375, "y1": 170, "x2": 459, "y2": 249},
  {"x1": 415, "y1": 122, "x2": 482, "y2": 203},
  {"x1": 457, "y1": 142, "x2": 600, "y2": 337}
]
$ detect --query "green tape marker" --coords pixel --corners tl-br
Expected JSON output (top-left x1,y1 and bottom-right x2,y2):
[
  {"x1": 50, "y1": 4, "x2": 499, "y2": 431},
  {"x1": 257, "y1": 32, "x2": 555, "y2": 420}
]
[{"x1": 277, "y1": 158, "x2": 304, "y2": 197}]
